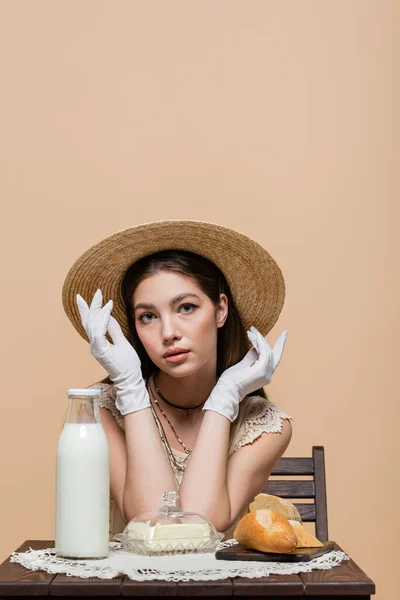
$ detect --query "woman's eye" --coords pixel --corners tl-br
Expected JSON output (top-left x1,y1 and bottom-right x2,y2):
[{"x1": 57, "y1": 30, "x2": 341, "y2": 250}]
[
  {"x1": 138, "y1": 313, "x2": 154, "y2": 323},
  {"x1": 180, "y1": 303, "x2": 196, "y2": 313}
]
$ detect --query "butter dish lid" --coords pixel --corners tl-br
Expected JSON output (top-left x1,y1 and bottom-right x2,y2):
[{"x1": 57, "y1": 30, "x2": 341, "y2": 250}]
[{"x1": 114, "y1": 491, "x2": 223, "y2": 555}]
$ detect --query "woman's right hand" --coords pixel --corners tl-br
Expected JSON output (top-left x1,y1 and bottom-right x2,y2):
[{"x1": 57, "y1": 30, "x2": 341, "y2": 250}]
[{"x1": 76, "y1": 289, "x2": 150, "y2": 415}]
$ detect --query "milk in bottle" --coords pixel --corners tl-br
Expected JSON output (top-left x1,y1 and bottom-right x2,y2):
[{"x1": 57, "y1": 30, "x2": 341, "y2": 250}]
[{"x1": 56, "y1": 389, "x2": 110, "y2": 558}]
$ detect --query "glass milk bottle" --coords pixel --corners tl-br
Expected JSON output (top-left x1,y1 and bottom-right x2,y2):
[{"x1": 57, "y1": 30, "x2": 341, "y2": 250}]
[{"x1": 55, "y1": 389, "x2": 110, "y2": 558}]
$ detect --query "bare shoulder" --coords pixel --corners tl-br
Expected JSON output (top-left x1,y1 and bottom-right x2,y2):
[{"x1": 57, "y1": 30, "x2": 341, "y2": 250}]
[
  {"x1": 232, "y1": 413, "x2": 292, "y2": 463},
  {"x1": 278, "y1": 416, "x2": 293, "y2": 442}
]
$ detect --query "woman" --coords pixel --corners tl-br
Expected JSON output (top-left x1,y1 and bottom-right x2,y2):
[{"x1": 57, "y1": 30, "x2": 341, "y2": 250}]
[{"x1": 62, "y1": 220, "x2": 294, "y2": 539}]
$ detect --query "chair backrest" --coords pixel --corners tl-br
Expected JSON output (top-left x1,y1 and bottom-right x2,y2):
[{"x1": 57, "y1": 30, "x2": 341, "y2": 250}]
[{"x1": 262, "y1": 445, "x2": 329, "y2": 541}]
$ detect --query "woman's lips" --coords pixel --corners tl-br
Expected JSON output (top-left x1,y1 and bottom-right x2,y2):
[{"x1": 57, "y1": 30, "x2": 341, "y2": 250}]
[{"x1": 164, "y1": 351, "x2": 191, "y2": 363}]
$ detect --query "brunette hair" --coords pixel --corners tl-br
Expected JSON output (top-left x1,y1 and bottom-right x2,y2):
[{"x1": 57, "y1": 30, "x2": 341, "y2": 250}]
[{"x1": 101, "y1": 249, "x2": 266, "y2": 399}]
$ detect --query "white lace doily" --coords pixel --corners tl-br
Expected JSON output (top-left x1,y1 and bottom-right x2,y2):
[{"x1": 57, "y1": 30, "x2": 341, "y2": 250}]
[{"x1": 10, "y1": 540, "x2": 350, "y2": 582}]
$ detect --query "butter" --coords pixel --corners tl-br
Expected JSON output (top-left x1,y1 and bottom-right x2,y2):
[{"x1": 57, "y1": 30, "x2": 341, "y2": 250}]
[
  {"x1": 126, "y1": 521, "x2": 212, "y2": 550},
  {"x1": 149, "y1": 523, "x2": 211, "y2": 540},
  {"x1": 125, "y1": 521, "x2": 151, "y2": 540}
]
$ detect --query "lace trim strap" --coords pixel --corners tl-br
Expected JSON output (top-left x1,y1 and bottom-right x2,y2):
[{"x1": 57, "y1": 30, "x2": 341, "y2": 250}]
[{"x1": 228, "y1": 395, "x2": 294, "y2": 455}]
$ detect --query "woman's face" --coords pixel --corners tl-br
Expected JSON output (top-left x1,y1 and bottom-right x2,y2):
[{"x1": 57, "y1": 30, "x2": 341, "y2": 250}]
[{"x1": 132, "y1": 271, "x2": 228, "y2": 378}]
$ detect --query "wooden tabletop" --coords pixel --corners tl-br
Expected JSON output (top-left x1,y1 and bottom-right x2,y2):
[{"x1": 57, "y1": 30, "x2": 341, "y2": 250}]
[{"x1": 0, "y1": 540, "x2": 375, "y2": 598}]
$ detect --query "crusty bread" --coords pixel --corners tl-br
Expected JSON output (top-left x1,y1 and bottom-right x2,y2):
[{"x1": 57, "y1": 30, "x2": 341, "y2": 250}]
[
  {"x1": 234, "y1": 509, "x2": 297, "y2": 553},
  {"x1": 249, "y1": 493, "x2": 302, "y2": 522},
  {"x1": 288, "y1": 520, "x2": 324, "y2": 548}
]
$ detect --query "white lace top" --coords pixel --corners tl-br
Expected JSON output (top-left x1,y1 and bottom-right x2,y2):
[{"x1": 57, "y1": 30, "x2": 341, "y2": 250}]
[{"x1": 89, "y1": 381, "x2": 294, "y2": 541}]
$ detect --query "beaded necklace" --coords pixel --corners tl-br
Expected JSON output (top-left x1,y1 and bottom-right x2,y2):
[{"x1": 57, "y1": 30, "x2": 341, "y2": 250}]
[
  {"x1": 147, "y1": 376, "x2": 192, "y2": 473},
  {"x1": 149, "y1": 400, "x2": 190, "y2": 476}
]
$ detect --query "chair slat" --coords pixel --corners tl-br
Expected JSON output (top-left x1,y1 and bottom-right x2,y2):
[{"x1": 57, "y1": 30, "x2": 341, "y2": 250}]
[
  {"x1": 263, "y1": 480, "x2": 315, "y2": 498},
  {"x1": 271, "y1": 457, "x2": 314, "y2": 475},
  {"x1": 313, "y1": 446, "x2": 329, "y2": 541},
  {"x1": 293, "y1": 503, "x2": 316, "y2": 521}
]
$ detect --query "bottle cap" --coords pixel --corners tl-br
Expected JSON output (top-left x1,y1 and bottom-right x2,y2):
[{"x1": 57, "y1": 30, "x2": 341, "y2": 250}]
[{"x1": 66, "y1": 388, "x2": 101, "y2": 397}]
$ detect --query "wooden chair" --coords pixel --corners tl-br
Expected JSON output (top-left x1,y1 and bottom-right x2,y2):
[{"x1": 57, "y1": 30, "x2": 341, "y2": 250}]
[{"x1": 262, "y1": 445, "x2": 329, "y2": 541}]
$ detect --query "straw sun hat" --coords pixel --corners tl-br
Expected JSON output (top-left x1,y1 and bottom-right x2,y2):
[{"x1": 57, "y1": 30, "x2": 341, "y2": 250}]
[{"x1": 62, "y1": 220, "x2": 285, "y2": 343}]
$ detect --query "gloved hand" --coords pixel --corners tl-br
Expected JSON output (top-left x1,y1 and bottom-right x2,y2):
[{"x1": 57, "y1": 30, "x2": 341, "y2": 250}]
[
  {"x1": 202, "y1": 326, "x2": 288, "y2": 422},
  {"x1": 76, "y1": 289, "x2": 151, "y2": 416}
]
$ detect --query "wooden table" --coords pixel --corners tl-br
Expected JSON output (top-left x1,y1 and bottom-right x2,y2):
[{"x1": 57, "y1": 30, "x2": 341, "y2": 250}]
[{"x1": 0, "y1": 540, "x2": 375, "y2": 599}]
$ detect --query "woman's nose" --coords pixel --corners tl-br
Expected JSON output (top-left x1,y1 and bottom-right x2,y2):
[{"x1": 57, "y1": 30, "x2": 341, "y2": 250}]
[{"x1": 161, "y1": 317, "x2": 181, "y2": 344}]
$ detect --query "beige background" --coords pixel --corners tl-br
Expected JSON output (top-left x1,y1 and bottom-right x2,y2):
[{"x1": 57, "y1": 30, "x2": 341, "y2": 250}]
[{"x1": 0, "y1": 1, "x2": 398, "y2": 599}]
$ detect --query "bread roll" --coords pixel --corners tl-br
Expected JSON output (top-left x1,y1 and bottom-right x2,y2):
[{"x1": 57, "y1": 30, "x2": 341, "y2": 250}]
[
  {"x1": 288, "y1": 520, "x2": 324, "y2": 548},
  {"x1": 234, "y1": 509, "x2": 297, "y2": 553},
  {"x1": 249, "y1": 493, "x2": 302, "y2": 522}
]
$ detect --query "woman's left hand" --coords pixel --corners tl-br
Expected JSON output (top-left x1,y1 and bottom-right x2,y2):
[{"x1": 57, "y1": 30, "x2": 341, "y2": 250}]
[
  {"x1": 229, "y1": 326, "x2": 287, "y2": 396},
  {"x1": 202, "y1": 326, "x2": 287, "y2": 422}
]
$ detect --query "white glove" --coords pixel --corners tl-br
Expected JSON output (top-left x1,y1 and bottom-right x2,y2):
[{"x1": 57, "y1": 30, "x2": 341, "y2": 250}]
[
  {"x1": 203, "y1": 326, "x2": 288, "y2": 422},
  {"x1": 76, "y1": 289, "x2": 151, "y2": 416}
]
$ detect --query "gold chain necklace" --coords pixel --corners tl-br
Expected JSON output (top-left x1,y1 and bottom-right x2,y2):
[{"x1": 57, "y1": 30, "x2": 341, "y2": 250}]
[{"x1": 149, "y1": 375, "x2": 193, "y2": 456}]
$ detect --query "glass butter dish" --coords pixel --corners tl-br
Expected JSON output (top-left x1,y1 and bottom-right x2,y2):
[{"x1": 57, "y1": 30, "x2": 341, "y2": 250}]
[{"x1": 114, "y1": 491, "x2": 223, "y2": 556}]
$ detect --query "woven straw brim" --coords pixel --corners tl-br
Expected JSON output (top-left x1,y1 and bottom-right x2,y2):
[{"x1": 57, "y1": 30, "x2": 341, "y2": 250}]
[{"x1": 62, "y1": 220, "x2": 285, "y2": 343}]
